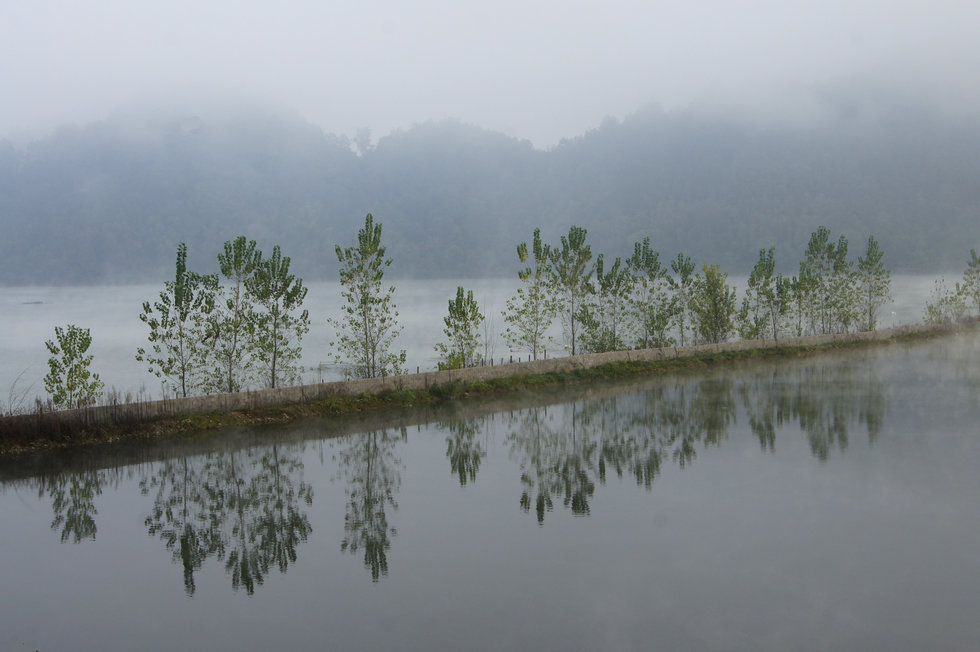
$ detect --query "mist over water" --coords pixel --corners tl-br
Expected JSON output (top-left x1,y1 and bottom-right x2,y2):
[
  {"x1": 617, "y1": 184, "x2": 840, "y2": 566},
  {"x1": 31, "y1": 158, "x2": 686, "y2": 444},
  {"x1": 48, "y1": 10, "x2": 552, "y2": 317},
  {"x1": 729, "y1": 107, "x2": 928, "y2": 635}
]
[{"x1": 0, "y1": 276, "x2": 936, "y2": 407}]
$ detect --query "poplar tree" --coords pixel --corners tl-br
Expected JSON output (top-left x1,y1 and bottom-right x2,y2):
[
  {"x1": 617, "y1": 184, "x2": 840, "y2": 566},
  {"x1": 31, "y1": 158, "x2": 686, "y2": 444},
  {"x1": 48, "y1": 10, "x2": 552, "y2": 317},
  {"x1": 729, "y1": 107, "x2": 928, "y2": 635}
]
[
  {"x1": 689, "y1": 264, "x2": 737, "y2": 344},
  {"x1": 436, "y1": 286, "x2": 485, "y2": 369},
  {"x1": 803, "y1": 226, "x2": 856, "y2": 334},
  {"x1": 247, "y1": 245, "x2": 310, "y2": 389},
  {"x1": 739, "y1": 248, "x2": 789, "y2": 341},
  {"x1": 329, "y1": 214, "x2": 406, "y2": 378},
  {"x1": 203, "y1": 236, "x2": 262, "y2": 393},
  {"x1": 44, "y1": 324, "x2": 104, "y2": 408},
  {"x1": 502, "y1": 228, "x2": 557, "y2": 360},
  {"x1": 137, "y1": 243, "x2": 217, "y2": 397},
  {"x1": 856, "y1": 236, "x2": 892, "y2": 331},
  {"x1": 670, "y1": 253, "x2": 697, "y2": 346},
  {"x1": 628, "y1": 237, "x2": 677, "y2": 349},
  {"x1": 789, "y1": 265, "x2": 818, "y2": 336},
  {"x1": 961, "y1": 248, "x2": 980, "y2": 315},
  {"x1": 549, "y1": 226, "x2": 594, "y2": 356},
  {"x1": 579, "y1": 254, "x2": 631, "y2": 353}
]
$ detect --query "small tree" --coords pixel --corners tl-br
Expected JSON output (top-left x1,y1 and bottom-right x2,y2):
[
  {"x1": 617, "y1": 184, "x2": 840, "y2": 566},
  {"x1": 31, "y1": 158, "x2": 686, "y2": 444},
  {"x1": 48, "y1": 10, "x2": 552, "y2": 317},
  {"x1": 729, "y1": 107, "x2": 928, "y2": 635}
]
[
  {"x1": 803, "y1": 226, "x2": 856, "y2": 334},
  {"x1": 961, "y1": 248, "x2": 980, "y2": 315},
  {"x1": 628, "y1": 237, "x2": 677, "y2": 349},
  {"x1": 201, "y1": 236, "x2": 262, "y2": 393},
  {"x1": 579, "y1": 254, "x2": 632, "y2": 353},
  {"x1": 502, "y1": 228, "x2": 557, "y2": 360},
  {"x1": 856, "y1": 236, "x2": 892, "y2": 331},
  {"x1": 137, "y1": 243, "x2": 217, "y2": 398},
  {"x1": 739, "y1": 248, "x2": 789, "y2": 341},
  {"x1": 549, "y1": 226, "x2": 594, "y2": 356},
  {"x1": 329, "y1": 214, "x2": 406, "y2": 378},
  {"x1": 924, "y1": 277, "x2": 967, "y2": 326},
  {"x1": 247, "y1": 244, "x2": 310, "y2": 389},
  {"x1": 669, "y1": 252, "x2": 697, "y2": 346},
  {"x1": 436, "y1": 286, "x2": 484, "y2": 369},
  {"x1": 738, "y1": 249, "x2": 772, "y2": 341},
  {"x1": 44, "y1": 324, "x2": 104, "y2": 408},
  {"x1": 689, "y1": 264, "x2": 737, "y2": 344},
  {"x1": 789, "y1": 264, "x2": 818, "y2": 337}
]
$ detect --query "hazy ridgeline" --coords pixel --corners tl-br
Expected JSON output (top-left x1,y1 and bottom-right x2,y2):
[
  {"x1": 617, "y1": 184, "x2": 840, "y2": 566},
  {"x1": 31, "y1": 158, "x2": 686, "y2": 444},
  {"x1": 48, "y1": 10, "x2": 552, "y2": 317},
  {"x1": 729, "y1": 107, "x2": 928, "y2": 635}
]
[{"x1": 2, "y1": 95, "x2": 980, "y2": 287}]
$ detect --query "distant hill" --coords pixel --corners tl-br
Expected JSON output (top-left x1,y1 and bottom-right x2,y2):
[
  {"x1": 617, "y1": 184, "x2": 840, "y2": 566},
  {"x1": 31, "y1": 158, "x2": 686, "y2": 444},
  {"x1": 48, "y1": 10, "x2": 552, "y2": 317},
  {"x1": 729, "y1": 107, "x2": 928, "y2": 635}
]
[{"x1": 2, "y1": 99, "x2": 979, "y2": 285}]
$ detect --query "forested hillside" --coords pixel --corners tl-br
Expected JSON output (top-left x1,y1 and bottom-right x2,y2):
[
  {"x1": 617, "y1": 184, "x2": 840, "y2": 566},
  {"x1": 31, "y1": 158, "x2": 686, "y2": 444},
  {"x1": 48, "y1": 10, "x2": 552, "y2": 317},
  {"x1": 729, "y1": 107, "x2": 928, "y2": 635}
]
[{"x1": 2, "y1": 99, "x2": 979, "y2": 285}]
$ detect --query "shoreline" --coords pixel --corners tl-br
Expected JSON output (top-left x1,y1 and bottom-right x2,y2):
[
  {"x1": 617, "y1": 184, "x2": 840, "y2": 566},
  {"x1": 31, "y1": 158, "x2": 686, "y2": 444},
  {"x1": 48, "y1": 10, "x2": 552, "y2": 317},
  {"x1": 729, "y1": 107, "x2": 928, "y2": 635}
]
[{"x1": 0, "y1": 322, "x2": 969, "y2": 457}]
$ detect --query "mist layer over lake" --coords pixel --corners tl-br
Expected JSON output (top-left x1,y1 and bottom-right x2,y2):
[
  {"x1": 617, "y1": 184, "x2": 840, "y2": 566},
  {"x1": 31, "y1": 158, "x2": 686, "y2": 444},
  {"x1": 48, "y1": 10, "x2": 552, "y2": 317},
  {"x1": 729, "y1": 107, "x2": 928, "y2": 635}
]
[
  {"x1": 1, "y1": 331, "x2": 978, "y2": 651},
  {"x1": 0, "y1": 276, "x2": 936, "y2": 408}
]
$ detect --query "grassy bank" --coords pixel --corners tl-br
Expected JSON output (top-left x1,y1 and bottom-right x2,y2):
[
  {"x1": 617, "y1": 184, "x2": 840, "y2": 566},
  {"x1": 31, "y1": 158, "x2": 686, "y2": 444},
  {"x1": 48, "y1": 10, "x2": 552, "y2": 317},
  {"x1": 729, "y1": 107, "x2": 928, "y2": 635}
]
[{"x1": 0, "y1": 323, "x2": 965, "y2": 457}]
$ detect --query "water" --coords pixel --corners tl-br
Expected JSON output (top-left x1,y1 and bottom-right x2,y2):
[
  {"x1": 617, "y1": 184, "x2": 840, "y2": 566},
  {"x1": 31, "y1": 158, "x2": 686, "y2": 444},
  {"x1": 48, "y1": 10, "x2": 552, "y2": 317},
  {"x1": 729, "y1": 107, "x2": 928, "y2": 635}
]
[
  {"x1": 0, "y1": 275, "x2": 938, "y2": 408},
  {"x1": 1, "y1": 331, "x2": 978, "y2": 650}
]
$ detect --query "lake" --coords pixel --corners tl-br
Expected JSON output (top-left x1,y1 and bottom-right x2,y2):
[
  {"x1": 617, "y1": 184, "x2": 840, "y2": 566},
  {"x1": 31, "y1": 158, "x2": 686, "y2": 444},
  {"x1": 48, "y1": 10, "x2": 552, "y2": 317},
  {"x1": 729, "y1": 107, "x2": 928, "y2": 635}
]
[
  {"x1": 1, "y1": 330, "x2": 978, "y2": 650},
  {"x1": 0, "y1": 275, "x2": 938, "y2": 408}
]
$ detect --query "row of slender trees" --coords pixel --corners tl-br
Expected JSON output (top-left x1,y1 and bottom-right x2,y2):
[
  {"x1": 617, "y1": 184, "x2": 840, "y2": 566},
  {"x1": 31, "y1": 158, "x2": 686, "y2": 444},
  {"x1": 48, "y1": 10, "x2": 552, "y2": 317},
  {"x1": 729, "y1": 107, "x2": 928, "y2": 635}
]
[
  {"x1": 36, "y1": 215, "x2": 980, "y2": 407},
  {"x1": 135, "y1": 238, "x2": 311, "y2": 398},
  {"x1": 442, "y1": 225, "x2": 896, "y2": 369}
]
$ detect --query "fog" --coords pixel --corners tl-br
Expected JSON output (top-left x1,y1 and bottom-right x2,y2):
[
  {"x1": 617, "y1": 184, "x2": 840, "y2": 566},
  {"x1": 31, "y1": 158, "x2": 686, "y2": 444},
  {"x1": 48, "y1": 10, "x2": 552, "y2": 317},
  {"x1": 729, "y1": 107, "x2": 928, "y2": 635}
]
[{"x1": 3, "y1": 1, "x2": 980, "y2": 147}]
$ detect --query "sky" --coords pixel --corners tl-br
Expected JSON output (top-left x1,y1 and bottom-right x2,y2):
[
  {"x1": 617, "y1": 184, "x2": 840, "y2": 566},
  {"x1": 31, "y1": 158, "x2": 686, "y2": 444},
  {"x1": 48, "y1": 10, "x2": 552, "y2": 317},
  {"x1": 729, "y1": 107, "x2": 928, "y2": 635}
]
[{"x1": 2, "y1": 0, "x2": 979, "y2": 148}]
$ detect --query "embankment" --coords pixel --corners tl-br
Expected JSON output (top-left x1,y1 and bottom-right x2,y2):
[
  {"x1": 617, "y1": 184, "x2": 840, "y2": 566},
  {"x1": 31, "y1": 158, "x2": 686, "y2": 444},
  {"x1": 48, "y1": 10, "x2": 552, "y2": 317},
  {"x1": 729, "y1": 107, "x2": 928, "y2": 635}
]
[{"x1": 0, "y1": 323, "x2": 957, "y2": 452}]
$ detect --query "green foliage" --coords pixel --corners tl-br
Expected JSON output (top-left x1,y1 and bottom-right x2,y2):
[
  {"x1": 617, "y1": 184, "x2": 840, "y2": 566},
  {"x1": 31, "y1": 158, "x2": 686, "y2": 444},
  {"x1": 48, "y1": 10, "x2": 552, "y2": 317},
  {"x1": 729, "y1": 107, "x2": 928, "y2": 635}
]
[
  {"x1": 137, "y1": 243, "x2": 217, "y2": 397},
  {"x1": 856, "y1": 236, "x2": 892, "y2": 331},
  {"x1": 503, "y1": 228, "x2": 557, "y2": 360},
  {"x1": 669, "y1": 253, "x2": 697, "y2": 346},
  {"x1": 329, "y1": 214, "x2": 406, "y2": 378},
  {"x1": 804, "y1": 226, "x2": 857, "y2": 334},
  {"x1": 549, "y1": 226, "x2": 594, "y2": 355},
  {"x1": 247, "y1": 245, "x2": 310, "y2": 389},
  {"x1": 199, "y1": 236, "x2": 263, "y2": 393},
  {"x1": 924, "y1": 277, "x2": 967, "y2": 325},
  {"x1": 44, "y1": 324, "x2": 104, "y2": 408},
  {"x1": 628, "y1": 237, "x2": 677, "y2": 348},
  {"x1": 436, "y1": 286, "x2": 485, "y2": 369},
  {"x1": 789, "y1": 264, "x2": 818, "y2": 337},
  {"x1": 579, "y1": 254, "x2": 632, "y2": 353},
  {"x1": 689, "y1": 264, "x2": 737, "y2": 344},
  {"x1": 739, "y1": 248, "x2": 790, "y2": 341},
  {"x1": 961, "y1": 248, "x2": 980, "y2": 315}
]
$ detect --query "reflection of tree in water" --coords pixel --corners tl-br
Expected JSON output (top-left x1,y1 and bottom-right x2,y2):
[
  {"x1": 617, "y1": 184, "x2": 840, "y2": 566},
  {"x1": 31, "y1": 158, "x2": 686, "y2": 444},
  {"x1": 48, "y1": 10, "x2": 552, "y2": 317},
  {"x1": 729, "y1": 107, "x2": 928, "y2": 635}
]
[
  {"x1": 141, "y1": 443, "x2": 313, "y2": 595},
  {"x1": 141, "y1": 456, "x2": 223, "y2": 595},
  {"x1": 738, "y1": 360, "x2": 889, "y2": 460},
  {"x1": 506, "y1": 362, "x2": 888, "y2": 521},
  {"x1": 335, "y1": 428, "x2": 404, "y2": 581},
  {"x1": 41, "y1": 469, "x2": 122, "y2": 543},
  {"x1": 507, "y1": 403, "x2": 597, "y2": 523},
  {"x1": 442, "y1": 416, "x2": 486, "y2": 486},
  {"x1": 509, "y1": 379, "x2": 735, "y2": 522},
  {"x1": 555, "y1": 406, "x2": 597, "y2": 516},
  {"x1": 508, "y1": 407, "x2": 558, "y2": 523}
]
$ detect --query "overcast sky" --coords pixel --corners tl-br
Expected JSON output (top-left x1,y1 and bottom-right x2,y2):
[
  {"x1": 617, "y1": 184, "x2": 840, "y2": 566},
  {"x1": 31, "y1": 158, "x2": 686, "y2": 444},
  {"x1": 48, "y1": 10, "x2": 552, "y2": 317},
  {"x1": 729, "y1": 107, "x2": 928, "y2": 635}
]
[{"x1": 2, "y1": 0, "x2": 978, "y2": 147}]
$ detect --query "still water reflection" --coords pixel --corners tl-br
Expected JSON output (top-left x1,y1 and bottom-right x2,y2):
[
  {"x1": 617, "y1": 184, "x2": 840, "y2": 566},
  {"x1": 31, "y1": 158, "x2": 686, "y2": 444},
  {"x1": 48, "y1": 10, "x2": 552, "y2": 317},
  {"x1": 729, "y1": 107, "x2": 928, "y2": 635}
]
[{"x1": 2, "y1": 333, "x2": 978, "y2": 651}]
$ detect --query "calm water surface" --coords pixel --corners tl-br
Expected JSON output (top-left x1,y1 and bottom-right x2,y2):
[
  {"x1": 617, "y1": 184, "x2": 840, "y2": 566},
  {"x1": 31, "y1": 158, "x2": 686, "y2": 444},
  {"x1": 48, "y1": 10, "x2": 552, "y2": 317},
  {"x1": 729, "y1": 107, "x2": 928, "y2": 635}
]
[{"x1": 1, "y1": 332, "x2": 978, "y2": 651}]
